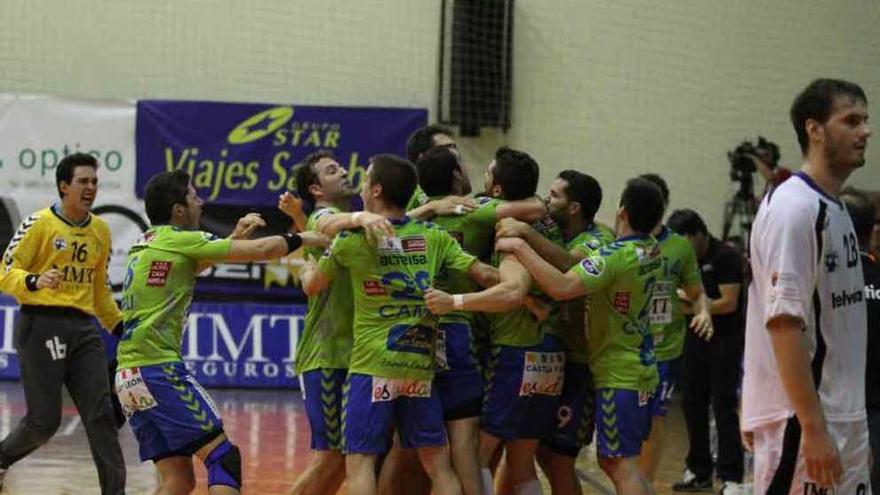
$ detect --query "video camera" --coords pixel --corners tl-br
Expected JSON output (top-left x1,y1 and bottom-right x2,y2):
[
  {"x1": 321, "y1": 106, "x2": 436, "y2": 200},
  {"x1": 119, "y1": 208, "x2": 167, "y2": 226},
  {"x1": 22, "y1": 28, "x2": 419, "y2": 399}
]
[
  {"x1": 727, "y1": 136, "x2": 780, "y2": 199},
  {"x1": 727, "y1": 136, "x2": 780, "y2": 182}
]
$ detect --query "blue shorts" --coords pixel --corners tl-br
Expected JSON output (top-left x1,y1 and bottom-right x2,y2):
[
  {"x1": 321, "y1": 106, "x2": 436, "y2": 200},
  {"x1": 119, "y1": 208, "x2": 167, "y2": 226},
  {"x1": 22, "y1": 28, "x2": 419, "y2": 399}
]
[
  {"x1": 435, "y1": 369, "x2": 484, "y2": 421},
  {"x1": 342, "y1": 373, "x2": 446, "y2": 454},
  {"x1": 648, "y1": 359, "x2": 678, "y2": 417},
  {"x1": 301, "y1": 368, "x2": 347, "y2": 450},
  {"x1": 116, "y1": 362, "x2": 223, "y2": 462},
  {"x1": 435, "y1": 321, "x2": 483, "y2": 420},
  {"x1": 541, "y1": 363, "x2": 596, "y2": 457},
  {"x1": 595, "y1": 388, "x2": 653, "y2": 459},
  {"x1": 481, "y1": 335, "x2": 564, "y2": 441}
]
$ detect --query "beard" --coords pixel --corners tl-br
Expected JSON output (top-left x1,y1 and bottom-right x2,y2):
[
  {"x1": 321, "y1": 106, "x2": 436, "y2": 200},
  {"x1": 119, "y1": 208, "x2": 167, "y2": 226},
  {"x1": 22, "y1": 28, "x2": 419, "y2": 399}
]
[
  {"x1": 824, "y1": 131, "x2": 865, "y2": 170},
  {"x1": 549, "y1": 208, "x2": 568, "y2": 230}
]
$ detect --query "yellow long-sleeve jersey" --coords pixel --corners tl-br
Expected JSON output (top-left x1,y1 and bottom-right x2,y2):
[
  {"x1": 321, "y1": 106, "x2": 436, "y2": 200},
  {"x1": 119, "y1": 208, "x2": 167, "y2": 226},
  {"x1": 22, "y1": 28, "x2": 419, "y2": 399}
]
[{"x1": 0, "y1": 205, "x2": 122, "y2": 332}]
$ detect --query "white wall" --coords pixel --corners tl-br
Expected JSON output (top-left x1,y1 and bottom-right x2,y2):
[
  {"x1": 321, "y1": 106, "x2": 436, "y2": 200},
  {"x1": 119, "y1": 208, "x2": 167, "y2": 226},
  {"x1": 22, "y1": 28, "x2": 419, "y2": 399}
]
[{"x1": 1, "y1": 0, "x2": 878, "y2": 231}]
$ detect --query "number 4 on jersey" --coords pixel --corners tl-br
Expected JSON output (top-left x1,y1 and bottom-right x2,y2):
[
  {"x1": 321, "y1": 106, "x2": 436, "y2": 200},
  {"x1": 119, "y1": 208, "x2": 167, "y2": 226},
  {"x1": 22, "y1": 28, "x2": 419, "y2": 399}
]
[{"x1": 45, "y1": 336, "x2": 67, "y2": 361}]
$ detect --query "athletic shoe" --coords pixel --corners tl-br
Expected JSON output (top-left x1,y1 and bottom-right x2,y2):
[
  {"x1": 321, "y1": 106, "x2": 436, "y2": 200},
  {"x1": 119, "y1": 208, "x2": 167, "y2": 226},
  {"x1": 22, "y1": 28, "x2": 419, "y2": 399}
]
[{"x1": 672, "y1": 469, "x2": 713, "y2": 492}]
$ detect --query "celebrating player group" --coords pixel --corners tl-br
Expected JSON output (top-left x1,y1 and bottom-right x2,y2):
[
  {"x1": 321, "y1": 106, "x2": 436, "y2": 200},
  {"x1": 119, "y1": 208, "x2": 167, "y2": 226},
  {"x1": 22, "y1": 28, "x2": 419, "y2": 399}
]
[{"x1": 0, "y1": 77, "x2": 872, "y2": 495}]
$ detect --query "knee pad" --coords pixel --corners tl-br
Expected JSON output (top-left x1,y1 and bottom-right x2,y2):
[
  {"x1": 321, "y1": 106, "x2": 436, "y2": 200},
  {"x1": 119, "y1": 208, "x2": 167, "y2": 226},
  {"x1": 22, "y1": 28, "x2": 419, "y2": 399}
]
[{"x1": 204, "y1": 440, "x2": 241, "y2": 489}]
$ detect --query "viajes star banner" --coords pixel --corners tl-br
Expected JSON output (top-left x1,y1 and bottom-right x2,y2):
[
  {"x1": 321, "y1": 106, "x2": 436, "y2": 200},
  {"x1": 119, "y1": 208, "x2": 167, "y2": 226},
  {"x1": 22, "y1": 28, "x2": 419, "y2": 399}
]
[{"x1": 135, "y1": 100, "x2": 427, "y2": 205}]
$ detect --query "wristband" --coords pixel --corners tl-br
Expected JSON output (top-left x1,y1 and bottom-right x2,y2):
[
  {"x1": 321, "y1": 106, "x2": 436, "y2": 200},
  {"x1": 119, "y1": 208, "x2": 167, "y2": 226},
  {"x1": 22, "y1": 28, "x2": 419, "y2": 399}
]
[
  {"x1": 453, "y1": 294, "x2": 464, "y2": 311},
  {"x1": 352, "y1": 211, "x2": 364, "y2": 224},
  {"x1": 25, "y1": 274, "x2": 39, "y2": 291},
  {"x1": 282, "y1": 233, "x2": 303, "y2": 254}
]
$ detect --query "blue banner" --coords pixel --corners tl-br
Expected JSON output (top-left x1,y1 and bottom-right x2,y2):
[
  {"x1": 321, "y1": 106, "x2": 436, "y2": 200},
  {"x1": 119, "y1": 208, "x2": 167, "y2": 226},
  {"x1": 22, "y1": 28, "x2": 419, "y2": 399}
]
[
  {"x1": 135, "y1": 100, "x2": 427, "y2": 205},
  {"x1": 0, "y1": 295, "x2": 307, "y2": 389}
]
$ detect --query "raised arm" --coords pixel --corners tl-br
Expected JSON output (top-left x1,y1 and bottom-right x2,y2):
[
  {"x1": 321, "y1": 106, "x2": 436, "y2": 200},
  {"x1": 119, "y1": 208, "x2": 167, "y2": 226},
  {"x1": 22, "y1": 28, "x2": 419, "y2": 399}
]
[
  {"x1": 496, "y1": 237, "x2": 585, "y2": 301},
  {"x1": 408, "y1": 196, "x2": 475, "y2": 220},
  {"x1": 315, "y1": 211, "x2": 395, "y2": 240},
  {"x1": 495, "y1": 217, "x2": 577, "y2": 271},
  {"x1": 425, "y1": 255, "x2": 529, "y2": 315},
  {"x1": 494, "y1": 196, "x2": 548, "y2": 223},
  {"x1": 278, "y1": 192, "x2": 308, "y2": 232},
  {"x1": 224, "y1": 232, "x2": 325, "y2": 263}
]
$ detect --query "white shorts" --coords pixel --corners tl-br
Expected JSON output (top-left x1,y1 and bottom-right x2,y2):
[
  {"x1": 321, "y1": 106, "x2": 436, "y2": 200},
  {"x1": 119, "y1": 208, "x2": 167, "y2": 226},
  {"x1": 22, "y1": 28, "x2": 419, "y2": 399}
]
[{"x1": 752, "y1": 417, "x2": 870, "y2": 495}]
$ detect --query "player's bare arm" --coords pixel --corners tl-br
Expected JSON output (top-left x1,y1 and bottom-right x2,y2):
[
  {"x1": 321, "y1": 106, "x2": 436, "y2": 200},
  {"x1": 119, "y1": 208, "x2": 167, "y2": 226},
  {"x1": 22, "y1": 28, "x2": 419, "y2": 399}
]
[{"x1": 496, "y1": 236, "x2": 585, "y2": 301}]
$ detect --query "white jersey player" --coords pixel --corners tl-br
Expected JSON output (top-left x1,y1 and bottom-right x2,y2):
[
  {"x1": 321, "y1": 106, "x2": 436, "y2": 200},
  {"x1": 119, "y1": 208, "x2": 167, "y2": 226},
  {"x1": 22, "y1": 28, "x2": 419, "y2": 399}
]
[{"x1": 743, "y1": 79, "x2": 872, "y2": 495}]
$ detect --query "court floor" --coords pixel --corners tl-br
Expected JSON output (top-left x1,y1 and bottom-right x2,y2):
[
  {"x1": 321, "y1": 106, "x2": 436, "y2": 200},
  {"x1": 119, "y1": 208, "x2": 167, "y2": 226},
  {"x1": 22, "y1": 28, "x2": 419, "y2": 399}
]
[{"x1": 0, "y1": 380, "x2": 710, "y2": 494}]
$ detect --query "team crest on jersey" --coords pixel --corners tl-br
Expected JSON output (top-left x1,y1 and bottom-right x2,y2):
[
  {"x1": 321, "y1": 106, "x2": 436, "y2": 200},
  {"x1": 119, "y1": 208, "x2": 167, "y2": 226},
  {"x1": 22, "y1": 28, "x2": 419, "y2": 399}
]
[
  {"x1": 363, "y1": 280, "x2": 388, "y2": 296},
  {"x1": 147, "y1": 261, "x2": 173, "y2": 286},
  {"x1": 401, "y1": 236, "x2": 426, "y2": 253},
  {"x1": 580, "y1": 256, "x2": 604, "y2": 277},
  {"x1": 378, "y1": 236, "x2": 404, "y2": 253},
  {"x1": 53, "y1": 237, "x2": 68, "y2": 250},
  {"x1": 824, "y1": 250, "x2": 839, "y2": 273},
  {"x1": 613, "y1": 291, "x2": 630, "y2": 313}
]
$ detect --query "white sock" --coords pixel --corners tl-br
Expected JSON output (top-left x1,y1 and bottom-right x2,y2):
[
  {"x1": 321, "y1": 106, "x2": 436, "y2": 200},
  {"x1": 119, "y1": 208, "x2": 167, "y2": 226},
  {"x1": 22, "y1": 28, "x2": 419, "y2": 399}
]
[
  {"x1": 481, "y1": 467, "x2": 494, "y2": 495},
  {"x1": 514, "y1": 478, "x2": 543, "y2": 495}
]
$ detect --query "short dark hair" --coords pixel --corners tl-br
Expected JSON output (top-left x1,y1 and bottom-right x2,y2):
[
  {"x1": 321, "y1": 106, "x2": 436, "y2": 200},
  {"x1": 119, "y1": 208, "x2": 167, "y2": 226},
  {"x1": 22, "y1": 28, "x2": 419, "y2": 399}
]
[
  {"x1": 620, "y1": 178, "x2": 665, "y2": 234},
  {"x1": 56, "y1": 153, "x2": 98, "y2": 198},
  {"x1": 841, "y1": 187, "x2": 876, "y2": 245},
  {"x1": 667, "y1": 209, "x2": 709, "y2": 237},
  {"x1": 294, "y1": 151, "x2": 337, "y2": 205},
  {"x1": 416, "y1": 147, "x2": 459, "y2": 197},
  {"x1": 406, "y1": 125, "x2": 454, "y2": 163},
  {"x1": 558, "y1": 170, "x2": 602, "y2": 222},
  {"x1": 144, "y1": 170, "x2": 191, "y2": 225},
  {"x1": 493, "y1": 147, "x2": 539, "y2": 201},
  {"x1": 639, "y1": 173, "x2": 669, "y2": 206},
  {"x1": 790, "y1": 78, "x2": 867, "y2": 154},
  {"x1": 369, "y1": 154, "x2": 417, "y2": 209}
]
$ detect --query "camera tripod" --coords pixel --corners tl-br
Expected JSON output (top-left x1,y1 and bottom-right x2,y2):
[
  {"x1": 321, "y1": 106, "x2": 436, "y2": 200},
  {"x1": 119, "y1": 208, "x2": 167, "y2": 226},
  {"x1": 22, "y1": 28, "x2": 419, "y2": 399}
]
[{"x1": 722, "y1": 189, "x2": 758, "y2": 253}]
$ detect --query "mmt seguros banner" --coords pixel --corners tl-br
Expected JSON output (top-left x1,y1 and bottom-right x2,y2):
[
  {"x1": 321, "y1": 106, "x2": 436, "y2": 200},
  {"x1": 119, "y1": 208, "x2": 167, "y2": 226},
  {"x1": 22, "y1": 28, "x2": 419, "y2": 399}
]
[{"x1": 0, "y1": 295, "x2": 306, "y2": 388}]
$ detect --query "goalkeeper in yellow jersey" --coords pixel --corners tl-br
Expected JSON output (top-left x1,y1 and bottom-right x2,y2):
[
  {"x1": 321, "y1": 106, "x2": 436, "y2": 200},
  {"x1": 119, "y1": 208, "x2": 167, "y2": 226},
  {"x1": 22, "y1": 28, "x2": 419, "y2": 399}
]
[{"x1": 0, "y1": 153, "x2": 126, "y2": 494}]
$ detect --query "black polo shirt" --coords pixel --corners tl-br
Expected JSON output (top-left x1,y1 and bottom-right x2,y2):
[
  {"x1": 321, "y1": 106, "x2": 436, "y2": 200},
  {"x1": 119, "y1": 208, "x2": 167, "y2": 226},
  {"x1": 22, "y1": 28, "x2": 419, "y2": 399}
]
[
  {"x1": 862, "y1": 252, "x2": 880, "y2": 410},
  {"x1": 698, "y1": 237, "x2": 745, "y2": 336}
]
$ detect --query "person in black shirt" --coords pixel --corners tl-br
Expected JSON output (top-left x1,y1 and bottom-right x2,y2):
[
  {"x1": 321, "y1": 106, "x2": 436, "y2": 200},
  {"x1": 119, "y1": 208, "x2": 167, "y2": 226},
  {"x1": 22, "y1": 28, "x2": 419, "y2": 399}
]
[
  {"x1": 668, "y1": 209, "x2": 745, "y2": 495},
  {"x1": 841, "y1": 187, "x2": 880, "y2": 490}
]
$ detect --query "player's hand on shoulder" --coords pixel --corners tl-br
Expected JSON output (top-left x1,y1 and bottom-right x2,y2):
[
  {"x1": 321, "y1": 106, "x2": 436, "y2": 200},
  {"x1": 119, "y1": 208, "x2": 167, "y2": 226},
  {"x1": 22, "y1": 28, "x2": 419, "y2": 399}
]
[
  {"x1": 424, "y1": 288, "x2": 454, "y2": 315},
  {"x1": 495, "y1": 217, "x2": 530, "y2": 239},
  {"x1": 37, "y1": 269, "x2": 61, "y2": 289},
  {"x1": 433, "y1": 196, "x2": 475, "y2": 216},
  {"x1": 355, "y1": 212, "x2": 395, "y2": 241}
]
